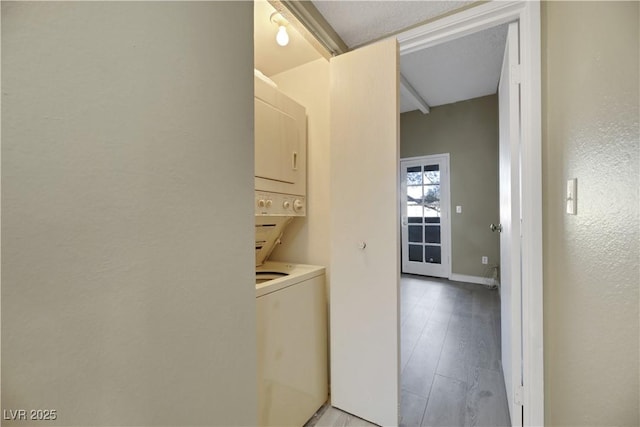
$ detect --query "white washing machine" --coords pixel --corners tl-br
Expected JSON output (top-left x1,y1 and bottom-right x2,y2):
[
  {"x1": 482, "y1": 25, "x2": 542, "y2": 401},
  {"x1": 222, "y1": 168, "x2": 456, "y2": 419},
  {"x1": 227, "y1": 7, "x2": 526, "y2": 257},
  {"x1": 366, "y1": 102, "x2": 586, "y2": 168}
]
[{"x1": 255, "y1": 192, "x2": 328, "y2": 427}]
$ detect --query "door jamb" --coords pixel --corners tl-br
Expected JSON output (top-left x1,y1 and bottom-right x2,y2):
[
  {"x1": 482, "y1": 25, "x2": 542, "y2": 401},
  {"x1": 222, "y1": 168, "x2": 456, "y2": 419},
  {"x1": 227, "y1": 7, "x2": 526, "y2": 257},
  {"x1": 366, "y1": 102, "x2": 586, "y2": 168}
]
[{"x1": 397, "y1": 2, "x2": 543, "y2": 425}]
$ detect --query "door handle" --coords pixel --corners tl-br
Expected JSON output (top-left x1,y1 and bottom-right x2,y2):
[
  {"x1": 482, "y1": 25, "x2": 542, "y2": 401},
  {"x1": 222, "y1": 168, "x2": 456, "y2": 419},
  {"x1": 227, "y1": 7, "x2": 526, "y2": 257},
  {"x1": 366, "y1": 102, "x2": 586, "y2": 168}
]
[
  {"x1": 401, "y1": 216, "x2": 408, "y2": 227},
  {"x1": 490, "y1": 223, "x2": 503, "y2": 232}
]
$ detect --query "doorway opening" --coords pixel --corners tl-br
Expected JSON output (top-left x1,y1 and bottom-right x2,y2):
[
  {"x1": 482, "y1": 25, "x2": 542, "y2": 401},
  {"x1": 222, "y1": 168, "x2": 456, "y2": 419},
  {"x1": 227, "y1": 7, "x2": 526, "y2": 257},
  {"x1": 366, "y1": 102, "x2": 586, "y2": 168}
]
[
  {"x1": 398, "y1": 22, "x2": 510, "y2": 425},
  {"x1": 396, "y1": 2, "x2": 542, "y2": 426}
]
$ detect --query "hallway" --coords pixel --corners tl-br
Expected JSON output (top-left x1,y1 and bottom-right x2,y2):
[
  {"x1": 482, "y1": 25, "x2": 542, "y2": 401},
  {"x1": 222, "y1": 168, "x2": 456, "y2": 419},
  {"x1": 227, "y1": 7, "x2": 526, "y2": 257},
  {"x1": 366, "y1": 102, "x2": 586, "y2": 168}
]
[{"x1": 400, "y1": 274, "x2": 510, "y2": 426}]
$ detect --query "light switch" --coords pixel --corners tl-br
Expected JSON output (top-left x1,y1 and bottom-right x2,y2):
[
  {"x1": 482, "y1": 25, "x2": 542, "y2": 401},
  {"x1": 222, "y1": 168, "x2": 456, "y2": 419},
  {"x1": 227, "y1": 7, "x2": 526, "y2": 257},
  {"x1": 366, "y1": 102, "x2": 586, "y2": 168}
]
[
  {"x1": 566, "y1": 178, "x2": 577, "y2": 215},
  {"x1": 456, "y1": 205, "x2": 462, "y2": 214}
]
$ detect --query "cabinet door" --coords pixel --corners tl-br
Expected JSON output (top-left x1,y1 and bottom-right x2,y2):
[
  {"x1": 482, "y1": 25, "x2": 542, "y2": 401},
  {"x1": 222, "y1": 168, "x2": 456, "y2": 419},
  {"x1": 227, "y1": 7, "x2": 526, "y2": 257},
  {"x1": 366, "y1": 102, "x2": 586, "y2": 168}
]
[
  {"x1": 255, "y1": 97, "x2": 298, "y2": 185},
  {"x1": 329, "y1": 37, "x2": 399, "y2": 426}
]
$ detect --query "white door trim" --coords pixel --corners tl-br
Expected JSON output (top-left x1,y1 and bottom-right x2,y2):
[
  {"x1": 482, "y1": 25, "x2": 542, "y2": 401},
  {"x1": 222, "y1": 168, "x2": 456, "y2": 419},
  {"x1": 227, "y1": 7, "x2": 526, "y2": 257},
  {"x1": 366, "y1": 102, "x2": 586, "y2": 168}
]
[{"x1": 397, "y1": 2, "x2": 543, "y2": 425}]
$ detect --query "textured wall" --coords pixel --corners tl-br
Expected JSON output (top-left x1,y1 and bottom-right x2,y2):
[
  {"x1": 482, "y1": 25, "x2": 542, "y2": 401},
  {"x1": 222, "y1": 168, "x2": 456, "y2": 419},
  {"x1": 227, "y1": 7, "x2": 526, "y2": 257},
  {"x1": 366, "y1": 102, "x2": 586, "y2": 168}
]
[
  {"x1": 542, "y1": 1, "x2": 639, "y2": 425},
  {"x1": 1, "y1": 2, "x2": 256, "y2": 425},
  {"x1": 401, "y1": 95, "x2": 500, "y2": 278}
]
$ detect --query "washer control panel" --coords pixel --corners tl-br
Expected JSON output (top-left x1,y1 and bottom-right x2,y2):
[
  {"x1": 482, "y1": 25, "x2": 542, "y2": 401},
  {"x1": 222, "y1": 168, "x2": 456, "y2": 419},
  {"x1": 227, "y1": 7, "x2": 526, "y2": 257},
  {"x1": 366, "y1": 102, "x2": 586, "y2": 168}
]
[{"x1": 255, "y1": 192, "x2": 305, "y2": 216}]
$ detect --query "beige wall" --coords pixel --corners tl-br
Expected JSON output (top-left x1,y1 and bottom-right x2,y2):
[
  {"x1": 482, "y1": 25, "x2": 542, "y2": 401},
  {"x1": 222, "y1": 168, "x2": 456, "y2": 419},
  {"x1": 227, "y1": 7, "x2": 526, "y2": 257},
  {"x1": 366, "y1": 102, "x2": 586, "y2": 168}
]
[
  {"x1": 401, "y1": 95, "x2": 500, "y2": 278},
  {"x1": 542, "y1": 1, "x2": 639, "y2": 425},
  {"x1": 269, "y1": 59, "x2": 331, "y2": 278},
  {"x1": 1, "y1": 2, "x2": 256, "y2": 426}
]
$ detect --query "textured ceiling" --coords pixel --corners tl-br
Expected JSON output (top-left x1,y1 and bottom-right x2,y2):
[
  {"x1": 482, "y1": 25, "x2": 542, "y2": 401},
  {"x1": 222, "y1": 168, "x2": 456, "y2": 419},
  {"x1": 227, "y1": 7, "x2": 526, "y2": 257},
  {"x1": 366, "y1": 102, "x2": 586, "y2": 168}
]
[
  {"x1": 308, "y1": 1, "x2": 507, "y2": 112},
  {"x1": 254, "y1": 1, "x2": 508, "y2": 112},
  {"x1": 400, "y1": 23, "x2": 508, "y2": 111},
  {"x1": 311, "y1": 1, "x2": 474, "y2": 48}
]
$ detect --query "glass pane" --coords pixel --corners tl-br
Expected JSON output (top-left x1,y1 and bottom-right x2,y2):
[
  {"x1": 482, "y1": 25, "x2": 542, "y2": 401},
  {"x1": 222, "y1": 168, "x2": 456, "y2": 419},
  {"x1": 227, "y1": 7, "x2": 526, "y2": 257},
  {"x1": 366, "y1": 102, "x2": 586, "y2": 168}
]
[
  {"x1": 407, "y1": 185, "x2": 423, "y2": 202},
  {"x1": 424, "y1": 185, "x2": 440, "y2": 218},
  {"x1": 425, "y1": 217, "x2": 441, "y2": 224},
  {"x1": 423, "y1": 165, "x2": 440, "y2": 185},
  {"x1": 406, "y1": 166, "x2": 422, "y2": 185},
  {"x1": 409, "y1": 245, "x2": 423, "y2": 262},
  {"x1": 407, "y1": 205, "x2": 423, "y2": 218},
  {"x1": 409, "y1": 226, "x2": 422, "y2": 243},
  {"x1": 408, "y1": 217, "x2": 423, "y2": 224},
  {"x1": 425, "y1": 246, "x2": 441, "y2": 264},
  {"x1": 424, "y1": 172, "x2": 440, "y2": 186},
  {"x1": 424, "y1": 185, "x2": 440, "y2": 203},
  {"x1": 425, "y1": 225, "x2": 441, "y2": 244},
  {"x1": 424, "y1": 203, "x2": 440, "y2": 219}
]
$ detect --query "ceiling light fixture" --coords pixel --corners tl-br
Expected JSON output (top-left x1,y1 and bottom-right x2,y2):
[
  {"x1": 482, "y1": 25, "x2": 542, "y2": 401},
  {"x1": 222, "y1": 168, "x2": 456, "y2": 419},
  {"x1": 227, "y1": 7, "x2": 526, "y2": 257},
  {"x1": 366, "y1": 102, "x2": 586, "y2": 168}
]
[
  {"x1": 276, "y1": 25, "x2": 289, "y2": 46},
  {"x1": 270, "y1": 12, "x2": 289, "y2": 47}
]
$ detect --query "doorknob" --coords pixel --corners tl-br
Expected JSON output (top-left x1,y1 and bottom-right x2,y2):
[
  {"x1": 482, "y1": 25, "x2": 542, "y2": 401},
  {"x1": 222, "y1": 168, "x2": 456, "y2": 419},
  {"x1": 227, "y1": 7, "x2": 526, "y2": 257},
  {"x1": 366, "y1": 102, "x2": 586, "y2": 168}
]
[{"x1": 490, "y1": 223, "x2": 503, "y2": 232}]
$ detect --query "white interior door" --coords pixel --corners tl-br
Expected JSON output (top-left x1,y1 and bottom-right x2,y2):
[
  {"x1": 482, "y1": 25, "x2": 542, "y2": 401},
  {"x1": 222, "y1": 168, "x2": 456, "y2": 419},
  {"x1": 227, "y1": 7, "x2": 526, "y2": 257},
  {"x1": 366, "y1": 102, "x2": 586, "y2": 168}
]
[
  {"x1": 329, "y1": 37, "x2": 399, "y2": 426},
  {"x1": 400, "y1": 154, "x2": 451, "y2": 278},
  {"x1": 498, "y1": 21, "x2": 523, "y2": 427}
]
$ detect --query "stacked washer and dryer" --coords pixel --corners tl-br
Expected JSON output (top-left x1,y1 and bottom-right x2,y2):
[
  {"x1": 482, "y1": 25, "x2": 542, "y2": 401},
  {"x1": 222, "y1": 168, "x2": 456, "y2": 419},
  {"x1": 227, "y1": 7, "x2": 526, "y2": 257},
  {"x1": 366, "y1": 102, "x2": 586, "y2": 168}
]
[{"x1": 254, "y1": 71, "x2": 328, "y2": 427}]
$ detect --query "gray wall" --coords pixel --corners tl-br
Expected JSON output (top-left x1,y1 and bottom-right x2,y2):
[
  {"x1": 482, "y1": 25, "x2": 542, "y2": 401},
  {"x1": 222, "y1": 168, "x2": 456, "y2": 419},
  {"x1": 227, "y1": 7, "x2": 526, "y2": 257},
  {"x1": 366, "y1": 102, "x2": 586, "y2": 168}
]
[
  {"x1": 401, "y1": 95, "x2": 499, "y2": 278},
  {"x1": 542, "y1": 2, "x2": 639, "y2": 425},
  {"x1": 1, "y1": 2, "x2": 257, "y2": 426}
]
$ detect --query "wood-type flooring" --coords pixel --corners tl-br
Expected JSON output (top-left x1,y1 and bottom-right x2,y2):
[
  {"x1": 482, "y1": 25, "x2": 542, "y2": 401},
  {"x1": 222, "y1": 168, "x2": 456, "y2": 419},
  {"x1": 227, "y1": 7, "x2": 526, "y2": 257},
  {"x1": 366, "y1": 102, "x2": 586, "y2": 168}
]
[{"x1": 306, "y1": 274, "x2": 511, "y2": 427}]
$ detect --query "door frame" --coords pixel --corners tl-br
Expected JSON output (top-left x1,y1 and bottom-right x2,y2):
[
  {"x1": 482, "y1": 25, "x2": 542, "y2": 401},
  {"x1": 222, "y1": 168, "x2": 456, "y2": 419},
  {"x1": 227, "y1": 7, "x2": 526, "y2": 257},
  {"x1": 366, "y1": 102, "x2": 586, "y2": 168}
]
[
  {"x1": 397, "y1": 1, "x2": 543, "y2": 425},
  {"x1": 400, "y1": 154, "x2": 452, "y2": 278}
]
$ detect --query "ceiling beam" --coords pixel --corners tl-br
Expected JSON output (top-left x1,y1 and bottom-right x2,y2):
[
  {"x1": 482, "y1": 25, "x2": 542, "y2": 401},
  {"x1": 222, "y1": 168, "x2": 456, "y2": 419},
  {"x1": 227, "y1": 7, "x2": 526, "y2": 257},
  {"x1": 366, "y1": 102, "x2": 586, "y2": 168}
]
[
  {"x1": 271, "y1": 0, "x2": 349, "y2": 58},
  {"x1": 400, "y1": 74, "x2": 430, "y2": 114}
]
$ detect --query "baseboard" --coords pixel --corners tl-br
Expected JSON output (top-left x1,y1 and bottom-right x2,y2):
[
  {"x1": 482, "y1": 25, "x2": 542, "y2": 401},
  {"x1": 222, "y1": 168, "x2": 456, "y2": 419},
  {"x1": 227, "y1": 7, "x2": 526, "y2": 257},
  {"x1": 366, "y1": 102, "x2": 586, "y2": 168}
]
[{"x1": 449, "y1": 273, "x2": 494, "y2": 286}]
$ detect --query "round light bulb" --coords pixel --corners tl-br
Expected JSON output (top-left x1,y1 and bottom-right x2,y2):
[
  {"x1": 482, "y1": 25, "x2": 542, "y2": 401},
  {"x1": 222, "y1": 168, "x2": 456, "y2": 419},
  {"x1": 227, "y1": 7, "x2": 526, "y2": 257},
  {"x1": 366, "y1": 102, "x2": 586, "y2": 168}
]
[{"x1": 276, "y1": 25, "x2": 289, "y2": 47}]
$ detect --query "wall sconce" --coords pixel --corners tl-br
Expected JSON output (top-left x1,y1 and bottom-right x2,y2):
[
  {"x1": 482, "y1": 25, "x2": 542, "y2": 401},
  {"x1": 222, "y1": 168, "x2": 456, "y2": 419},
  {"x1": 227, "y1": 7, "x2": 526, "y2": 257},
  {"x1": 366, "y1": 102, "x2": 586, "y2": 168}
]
[{"x1": 270, "y1": 12, "x2": 289, "y2": 47}]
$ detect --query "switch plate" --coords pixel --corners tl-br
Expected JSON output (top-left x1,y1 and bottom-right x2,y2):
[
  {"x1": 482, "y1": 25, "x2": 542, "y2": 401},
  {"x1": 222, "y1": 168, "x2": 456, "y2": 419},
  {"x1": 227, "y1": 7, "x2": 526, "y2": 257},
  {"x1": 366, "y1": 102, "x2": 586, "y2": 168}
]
[
  {"x1": 482, "y1": 256, "x2": 488, "y2": 265},
  {"x1": 566, "y1": 178, "x2": 577, "y2": 215},
  {"x1": 456, "y1": 205, "x2": 462, "y2": 214}
]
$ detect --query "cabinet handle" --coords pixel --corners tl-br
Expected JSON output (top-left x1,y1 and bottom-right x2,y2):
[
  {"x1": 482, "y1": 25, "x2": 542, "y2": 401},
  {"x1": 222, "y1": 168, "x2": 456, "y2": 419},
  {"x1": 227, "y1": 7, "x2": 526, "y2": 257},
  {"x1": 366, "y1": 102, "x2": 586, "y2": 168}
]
[{"x1": 292, "y1": 152, "x2": 298, "y2": 170}]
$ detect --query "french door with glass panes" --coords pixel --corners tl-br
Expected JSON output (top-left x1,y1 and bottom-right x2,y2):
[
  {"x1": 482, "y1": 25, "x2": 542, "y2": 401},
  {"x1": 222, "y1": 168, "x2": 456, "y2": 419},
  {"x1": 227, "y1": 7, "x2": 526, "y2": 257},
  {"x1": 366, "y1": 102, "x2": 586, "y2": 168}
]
[{"x1": 401, "y1": 154, "x2": 450, "y2": 278}]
